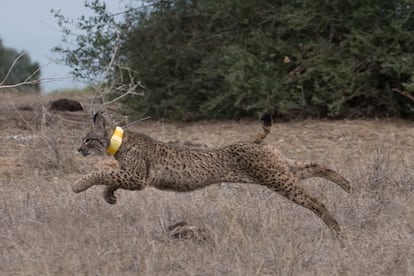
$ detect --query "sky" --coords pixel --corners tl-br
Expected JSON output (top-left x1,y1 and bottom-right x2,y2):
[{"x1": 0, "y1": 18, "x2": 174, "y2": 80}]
[{"x1": 0, "y1": 0, "x2": 123, "y2": 93}]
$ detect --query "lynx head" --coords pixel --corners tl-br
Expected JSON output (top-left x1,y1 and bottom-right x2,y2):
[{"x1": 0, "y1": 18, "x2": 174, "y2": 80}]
[{"x1": 78, "y1": 112, "x2": 112, "y2": 156}]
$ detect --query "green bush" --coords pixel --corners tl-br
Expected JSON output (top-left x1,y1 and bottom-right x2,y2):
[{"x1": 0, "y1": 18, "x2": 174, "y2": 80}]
[{"x1": 54, "y1": 0, "x2": 414, "y2": 119}]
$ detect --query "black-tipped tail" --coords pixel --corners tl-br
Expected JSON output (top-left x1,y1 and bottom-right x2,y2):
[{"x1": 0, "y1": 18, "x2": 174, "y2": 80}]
[
  {"x1": 260, "y1": 112, "x2": 272, "y2": 127},
  {"x1": 253, "y1": 112, "x2": 272, "y2": 144}
]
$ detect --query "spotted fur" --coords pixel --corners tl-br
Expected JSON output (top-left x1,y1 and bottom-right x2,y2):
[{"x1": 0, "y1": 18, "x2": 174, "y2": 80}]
[{"x1": 74, "y1": 112, "x2": 350, "y2": 233}]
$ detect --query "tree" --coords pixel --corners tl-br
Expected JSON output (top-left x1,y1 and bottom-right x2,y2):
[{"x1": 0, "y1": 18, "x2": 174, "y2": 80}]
[
  {"x1": 0, "y1": 39, "x2": 41, "y2": 92},
  {"x1": 53, "y1": 0, "x2": 414, "y2": 119}
]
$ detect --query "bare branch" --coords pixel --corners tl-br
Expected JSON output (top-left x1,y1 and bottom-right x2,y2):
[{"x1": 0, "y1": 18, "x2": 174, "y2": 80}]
[
  {"x1": 100, "y1": 32, "x2": 120, "y2": 84},
  {"x1": 0, "y1": 53, "x2": 74, "y2": 91},
  {"x1": 24, "y1": 64, "x2": 42, "y2": 83},
  {"x1": 0, "y1": 52, "x2": 26, "y2": 86},
  {"x1": 89, "y1": 33, "x2": 145, "y2": 108},
  {"x1": 0, "y1": 29, "x2": 145, "y2": 125},
  {"x1": 0, "y1": 77, "x2": 70, "y2": 90},
  {"x1": 125, "y1": 116, "x2": 151, "y2": 128},
  {"x1": 392, "y1": 88, "x2": 414, "y2": 103},
  {"x1": 103, "y1": 90, "x2": 144, "y2": 106}
]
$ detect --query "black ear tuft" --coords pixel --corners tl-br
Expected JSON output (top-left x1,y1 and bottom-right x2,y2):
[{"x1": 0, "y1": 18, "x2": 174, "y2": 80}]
[
  {"x1": 260, "y1": 112, "x2": 272, "y2": 126},
  {"x1": 93, "y1": 111, "x2": 107, "y2": 129},
  {"x1": 93, "y1": 112, "x2": 100, "y2": 124}
]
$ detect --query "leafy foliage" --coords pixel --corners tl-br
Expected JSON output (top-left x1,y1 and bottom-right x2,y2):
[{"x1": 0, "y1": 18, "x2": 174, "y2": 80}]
[
  {"x1": 54, "y1": 0, "x2": 414, "y2": 119},
  {"x1": 0, "y1": 39, "x2": 40, "y2": 92},
  {"x1": 52, "y1": 1, "x2": 120, "y2": 82}
]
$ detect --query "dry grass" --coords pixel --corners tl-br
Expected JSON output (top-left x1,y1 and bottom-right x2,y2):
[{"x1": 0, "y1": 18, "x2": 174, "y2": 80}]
[{"x1": 0, "y1": 93, "x2": 413, "y2": 275}]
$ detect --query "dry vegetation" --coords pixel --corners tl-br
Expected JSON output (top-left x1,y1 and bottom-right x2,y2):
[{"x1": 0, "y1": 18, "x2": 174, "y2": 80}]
[{"x1": 0, "y1": 92, "x2": 413, "y2": 275}]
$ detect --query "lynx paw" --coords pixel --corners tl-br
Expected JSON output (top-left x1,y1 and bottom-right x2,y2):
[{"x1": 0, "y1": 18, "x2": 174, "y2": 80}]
[
  {"x1": 104, "y1": 194, "x2": 117, "y2": 204},
  {"x1": 103, "y1": 186, "x2": 118, "y2": 204},
  {"x1": 72, "y1": 179, "x2": 88, "y2": 193}
]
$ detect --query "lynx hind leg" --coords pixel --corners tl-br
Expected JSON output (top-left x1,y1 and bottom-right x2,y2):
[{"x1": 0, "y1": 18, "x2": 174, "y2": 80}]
[
  {"x1": 248, "y1": 161, "x2": 341, "y2": 233},
  {"x1": 268, "y1": 176, "x2": 341, "y2": 233},
  {"x1": 287, "y1": 160, "x2": 351, "y2": 193}
]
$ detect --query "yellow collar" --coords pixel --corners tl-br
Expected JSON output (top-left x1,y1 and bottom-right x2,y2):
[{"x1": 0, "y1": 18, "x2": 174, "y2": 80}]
[{"x1": 107, "y1": 126, "x2": 124, "y2": 155}]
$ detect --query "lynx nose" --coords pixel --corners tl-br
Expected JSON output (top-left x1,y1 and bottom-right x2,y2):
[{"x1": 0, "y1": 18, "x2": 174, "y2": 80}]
[
  {"x1": 78, "y1": 147, "x2": 87, "y2": 156},
  {"x1": 77, "y1": 147, "x2": 91, "y2": 156}
]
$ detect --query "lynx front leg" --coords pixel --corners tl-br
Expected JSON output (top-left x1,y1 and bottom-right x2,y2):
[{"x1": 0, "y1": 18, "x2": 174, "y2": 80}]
[
  {"x1": 73, "y1": 170, "x2": 147, "y2": 197},
  {"x1": 287, "y1": 160, "x2": 351, "y2": 193},
  {"x1": 102, "y1": 174, "x2": 147, "y2": 204},
  {"x1": 103, "y1": 186, "x2": 118, "y2": 204}
]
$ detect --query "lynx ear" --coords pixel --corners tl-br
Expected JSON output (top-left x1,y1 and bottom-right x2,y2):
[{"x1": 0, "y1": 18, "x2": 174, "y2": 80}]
[{"x1": 93, "y1": 112, "x2": 109, "y2": 130}]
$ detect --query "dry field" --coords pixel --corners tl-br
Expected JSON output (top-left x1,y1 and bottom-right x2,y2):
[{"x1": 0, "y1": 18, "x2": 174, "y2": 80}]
[{"x1": 0, "y1": 92, "x2": 413, "y2": 275}]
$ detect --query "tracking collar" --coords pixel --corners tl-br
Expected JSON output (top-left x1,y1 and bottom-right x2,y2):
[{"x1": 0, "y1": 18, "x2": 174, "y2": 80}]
[{"x1": 107, "y1": 126, "x2": 124, "y2": 155}]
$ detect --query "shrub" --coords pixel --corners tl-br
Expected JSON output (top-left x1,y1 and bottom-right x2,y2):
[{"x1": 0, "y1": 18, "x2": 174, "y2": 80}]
[{"x1": 54, "y1": 0, "x2": 414, "y2": 119}]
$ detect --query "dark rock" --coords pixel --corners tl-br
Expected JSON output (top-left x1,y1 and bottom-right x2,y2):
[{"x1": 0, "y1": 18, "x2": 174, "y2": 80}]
[{"x1": 49, "y1": 98, "x2": 83, "y2": 112}]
